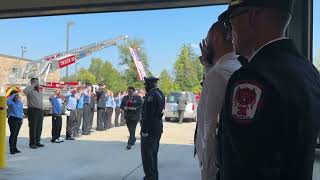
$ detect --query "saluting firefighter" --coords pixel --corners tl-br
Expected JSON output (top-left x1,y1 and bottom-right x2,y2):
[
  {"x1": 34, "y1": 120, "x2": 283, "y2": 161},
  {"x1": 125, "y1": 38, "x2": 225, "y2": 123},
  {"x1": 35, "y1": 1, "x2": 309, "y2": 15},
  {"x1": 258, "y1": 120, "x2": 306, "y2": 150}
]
[
  {"x1": 74, "y1": 86, "x2": 84, "y2": 137},
  {"x1": 140, "y1": 77, "x2": 165, "y2": 180},
  {"x1": 82, "y1": 83, "x2": 93, "y2": 135},
  {"x1": 120, "y1": 86, "x2": 143, "y2": 150},
  {"x1": 114, "y1": 92, "x2": 122, "y2": 127},
  {"x1": 89, "y1": 86, "x2": 96, "y2": 132},
  {"x1": 105, "y1": 90, "x2": 115, "y2": 129},
  {"x1": 23, "y1": 78, "x2": 45, "y2": 149},
  {"x1": 49, "y1": 89, "x2": 65, "y2": 143},
  {"x1": 218, "y1": 0, "x2": 320, "y2": 180},
  {"x1": 96, "y1": 84, "x2": 107, "y2": 131},
  {"x1": 65, "y1": 88, "x2": 77, "y2": 140},
  {"x1": 7, "y1": 90, "x2": 24, "y2": 154}
]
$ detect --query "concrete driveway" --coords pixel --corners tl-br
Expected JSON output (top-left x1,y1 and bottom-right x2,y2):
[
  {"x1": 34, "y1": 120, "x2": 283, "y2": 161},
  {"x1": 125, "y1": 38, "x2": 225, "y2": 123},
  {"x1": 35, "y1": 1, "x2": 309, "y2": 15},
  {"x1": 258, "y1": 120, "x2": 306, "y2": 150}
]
[
  {"x1": 0, "y1": 114, "x2": 319, "y2": 180},
  {"x1": 0, "y1": 115, "x2": 200, "y2": 180}
]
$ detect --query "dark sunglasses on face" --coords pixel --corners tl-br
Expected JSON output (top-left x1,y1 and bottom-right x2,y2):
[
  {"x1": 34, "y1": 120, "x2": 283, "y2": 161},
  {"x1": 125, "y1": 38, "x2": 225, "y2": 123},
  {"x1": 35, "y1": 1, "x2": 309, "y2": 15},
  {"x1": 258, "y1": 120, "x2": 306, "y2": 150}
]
[{"x1": 223, "y1": 9, "x2": 250, "y2": 30}]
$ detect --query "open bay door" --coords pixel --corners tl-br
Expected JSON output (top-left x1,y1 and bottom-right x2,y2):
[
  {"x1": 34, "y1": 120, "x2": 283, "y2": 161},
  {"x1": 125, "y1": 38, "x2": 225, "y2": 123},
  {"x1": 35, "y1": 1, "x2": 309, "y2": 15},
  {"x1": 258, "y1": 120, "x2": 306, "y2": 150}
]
[
  {"x1": 0, "y1": 0, "x2": 226, "y2": 18},
  {"x1": 0, "y1": 0, "x2": 313, "y2": 60}
]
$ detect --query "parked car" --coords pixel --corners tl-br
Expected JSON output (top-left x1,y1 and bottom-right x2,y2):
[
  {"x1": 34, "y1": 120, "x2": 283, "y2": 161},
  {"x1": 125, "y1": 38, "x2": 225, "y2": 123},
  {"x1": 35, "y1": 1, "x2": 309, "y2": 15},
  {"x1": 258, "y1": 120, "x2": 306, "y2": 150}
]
[{"x1": 164, "y1": 91, "x2": 197, "y2": 122}]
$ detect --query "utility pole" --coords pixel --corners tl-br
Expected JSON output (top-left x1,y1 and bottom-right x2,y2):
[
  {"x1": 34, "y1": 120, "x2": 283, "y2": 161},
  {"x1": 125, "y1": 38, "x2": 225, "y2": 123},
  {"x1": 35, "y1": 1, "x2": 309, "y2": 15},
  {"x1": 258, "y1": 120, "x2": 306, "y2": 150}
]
[
  {"x1": 66, "y1": 21, "x2": 74, "y2": 78},
  {"x1": 21, "y1": 46, "x2": 27, "y2": 59}
]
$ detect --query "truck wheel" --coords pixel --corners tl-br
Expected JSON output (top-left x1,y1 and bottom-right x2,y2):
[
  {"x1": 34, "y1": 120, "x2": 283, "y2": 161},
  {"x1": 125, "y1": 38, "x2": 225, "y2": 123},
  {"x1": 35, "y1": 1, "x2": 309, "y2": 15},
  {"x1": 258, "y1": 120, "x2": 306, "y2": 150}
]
[{"x1": 165, "y1": 117, "x2": 170, "y2": 122}]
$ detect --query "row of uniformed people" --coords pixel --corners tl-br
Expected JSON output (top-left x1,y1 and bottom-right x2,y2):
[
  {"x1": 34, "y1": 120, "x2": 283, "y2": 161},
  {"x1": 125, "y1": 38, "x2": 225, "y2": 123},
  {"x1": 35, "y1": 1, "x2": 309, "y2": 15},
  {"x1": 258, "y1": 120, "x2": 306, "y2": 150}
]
[
  {"x1": 6, "y1": 77, "x2": 167, "y2": 180},
  {"x1": 6, "y1": 83, "x2": 127, "y2": 153},
  {"x1": 96, "y1": 84, "x2": 127, "y2": 131},
  {"x1": 65, "y1": 84, "x2": 127, "y2": 139}
]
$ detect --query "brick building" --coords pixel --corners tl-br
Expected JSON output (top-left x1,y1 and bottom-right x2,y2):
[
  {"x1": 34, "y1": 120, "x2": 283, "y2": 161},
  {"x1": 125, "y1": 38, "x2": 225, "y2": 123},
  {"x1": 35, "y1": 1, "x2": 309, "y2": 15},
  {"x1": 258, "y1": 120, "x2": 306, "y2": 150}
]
[{"x1": 0, "y1": 54, "x2": 60, "y2": 86}]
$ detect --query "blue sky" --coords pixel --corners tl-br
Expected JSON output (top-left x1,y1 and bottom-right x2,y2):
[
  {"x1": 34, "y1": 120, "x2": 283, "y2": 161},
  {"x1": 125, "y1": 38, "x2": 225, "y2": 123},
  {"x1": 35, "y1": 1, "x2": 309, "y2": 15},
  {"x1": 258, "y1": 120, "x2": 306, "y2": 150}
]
[{"x1": 0, "y1": 2, "x2": 319, "y2": 77}]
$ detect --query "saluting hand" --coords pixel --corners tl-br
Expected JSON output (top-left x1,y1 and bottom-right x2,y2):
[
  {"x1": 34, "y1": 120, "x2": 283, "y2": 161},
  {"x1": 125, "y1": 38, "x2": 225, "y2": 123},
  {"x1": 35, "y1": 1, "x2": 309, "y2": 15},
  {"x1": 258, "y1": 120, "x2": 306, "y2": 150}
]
[{"x1": 199, "y1": 38, "x2": 211, "y2": 67}]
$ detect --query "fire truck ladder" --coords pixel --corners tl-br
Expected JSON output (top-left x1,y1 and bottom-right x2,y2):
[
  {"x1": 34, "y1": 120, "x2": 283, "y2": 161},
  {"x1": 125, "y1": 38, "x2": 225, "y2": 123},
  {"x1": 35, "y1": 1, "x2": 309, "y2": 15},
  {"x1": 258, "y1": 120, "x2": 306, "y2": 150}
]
[{"x1": 10, "y1": 35, "x2": 128, "y2": 84}]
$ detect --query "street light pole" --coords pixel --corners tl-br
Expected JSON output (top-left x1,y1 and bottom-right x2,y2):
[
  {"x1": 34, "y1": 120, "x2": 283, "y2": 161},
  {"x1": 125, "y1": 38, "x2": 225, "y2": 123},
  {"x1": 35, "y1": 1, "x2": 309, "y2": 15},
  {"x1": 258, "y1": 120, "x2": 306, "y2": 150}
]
[
  {"x1": 66, "y1": 21, "x2": 74, "y2": 78},
  {"x1": 20, "y1": 46, "x2": 27, "y2": 86}
]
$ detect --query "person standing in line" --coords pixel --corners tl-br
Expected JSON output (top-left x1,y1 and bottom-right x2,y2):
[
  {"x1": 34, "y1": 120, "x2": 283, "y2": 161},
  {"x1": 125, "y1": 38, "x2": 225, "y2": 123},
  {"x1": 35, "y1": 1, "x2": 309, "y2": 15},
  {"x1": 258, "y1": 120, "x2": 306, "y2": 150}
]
[
  {"x1": 105, "y1": 91, "x2": 115, "y2": 129},
  {"x1": 140, "y1": 77, "x2": 165, "y2": 180},
  {"x1": 114, "y1": 92, "x2": 122, "y2": 127},
  {"x1": 49, "y1": 89, "x2": 65, "y2": 143},
  {"x1": 120, "y1": 91, "x2": 126, "y2": 126},
  {"x1": 82, "y1": 84, "x2": 92, "y2": 135},
  {"x1": 74, "y1": 86, "x2": 84, "y2": 137},
  {"x1": 89, "y1": 87, "x2": 96, "y2": 132},
  {"x1": 23, "y1": 78, "x2": 44, "y2": 149},
  {"x1": 194, "y1": 21, "x2": 242, "y2": 180},
  {"x1": 65, "y1": 88, "x2": 77, "y2": 140},
  {"x1": 137, "y1": 89, "x2": 146, "y2": 123},
  {"x1": 96, "y1": 84, "x2": 107, "y2": 131},
  {"x1": 177, "y1": 92, "x2": 187, "y2": 124},
  {"x1": 121, "y1": 86, "x2": 143, "y2": 150},
  {"x1": 7, "y1": 90, "x2": 24, "y2": 154}
]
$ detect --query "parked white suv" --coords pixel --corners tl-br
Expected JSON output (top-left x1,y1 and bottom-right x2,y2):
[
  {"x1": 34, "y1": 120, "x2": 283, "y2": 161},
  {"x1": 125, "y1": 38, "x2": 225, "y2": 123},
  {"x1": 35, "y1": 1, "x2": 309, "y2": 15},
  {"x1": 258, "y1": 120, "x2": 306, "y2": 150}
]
[{"x1": 164, "y1": 91, "x2": 197, "y2": 122}]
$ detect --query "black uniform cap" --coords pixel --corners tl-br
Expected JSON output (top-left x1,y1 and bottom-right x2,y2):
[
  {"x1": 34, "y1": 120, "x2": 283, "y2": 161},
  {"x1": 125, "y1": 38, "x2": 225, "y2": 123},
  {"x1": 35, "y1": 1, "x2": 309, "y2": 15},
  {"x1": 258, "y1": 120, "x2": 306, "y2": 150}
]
[
  {"x1": 219, "y1": 0, "x2": 295, "y2": 23},
  {"x1": 144, "y1": 77, "x2": 159, "y2": 84}
]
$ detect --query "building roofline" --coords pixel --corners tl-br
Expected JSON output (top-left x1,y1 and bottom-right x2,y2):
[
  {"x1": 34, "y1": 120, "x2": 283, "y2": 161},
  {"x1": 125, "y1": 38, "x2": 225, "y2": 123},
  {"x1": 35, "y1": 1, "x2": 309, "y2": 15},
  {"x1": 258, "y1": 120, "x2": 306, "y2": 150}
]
[{"x1": 0, "y1": 53, "x2": 34, "y2": 62}]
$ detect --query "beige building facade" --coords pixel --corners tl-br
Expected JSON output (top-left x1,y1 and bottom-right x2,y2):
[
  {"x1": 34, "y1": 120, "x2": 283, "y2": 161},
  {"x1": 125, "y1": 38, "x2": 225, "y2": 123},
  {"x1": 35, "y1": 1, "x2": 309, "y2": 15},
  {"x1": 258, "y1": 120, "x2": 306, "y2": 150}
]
[{"x1": 0, "y1": 54, "x2": 60, "y2": 86}]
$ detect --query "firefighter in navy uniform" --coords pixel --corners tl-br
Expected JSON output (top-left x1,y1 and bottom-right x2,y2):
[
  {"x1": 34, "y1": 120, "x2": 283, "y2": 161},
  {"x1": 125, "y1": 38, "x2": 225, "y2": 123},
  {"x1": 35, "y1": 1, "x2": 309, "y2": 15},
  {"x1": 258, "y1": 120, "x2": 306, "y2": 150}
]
[
  {"x1": 141, "y1": 77, "x2": 165, "y2": 180},
  {"x1": 218, "y1": 0, "x2": 320, "y2": 180}
]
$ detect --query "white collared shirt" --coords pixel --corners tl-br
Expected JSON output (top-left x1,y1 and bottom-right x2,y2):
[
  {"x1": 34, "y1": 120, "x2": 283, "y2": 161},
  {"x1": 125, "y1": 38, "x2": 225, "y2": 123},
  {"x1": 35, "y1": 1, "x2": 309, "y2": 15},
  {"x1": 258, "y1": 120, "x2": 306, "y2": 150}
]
[
  {"x1": 202, "y1": 52, "x2": 241, "y2": 140},
  {"x1": 249, "y1": 37, "x2": 289, "y2": 62},
  {"x1": 196, "y1": 52, "x2": 241, "y2": 173}
]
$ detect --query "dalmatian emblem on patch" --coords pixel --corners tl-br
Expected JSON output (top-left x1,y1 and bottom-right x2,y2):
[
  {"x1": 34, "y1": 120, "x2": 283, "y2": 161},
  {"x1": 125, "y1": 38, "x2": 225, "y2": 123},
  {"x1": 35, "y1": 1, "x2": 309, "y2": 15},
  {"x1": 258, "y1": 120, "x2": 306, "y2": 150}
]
[{"x1": 232, "y1": 82, "x2": 262, "y2": 121}]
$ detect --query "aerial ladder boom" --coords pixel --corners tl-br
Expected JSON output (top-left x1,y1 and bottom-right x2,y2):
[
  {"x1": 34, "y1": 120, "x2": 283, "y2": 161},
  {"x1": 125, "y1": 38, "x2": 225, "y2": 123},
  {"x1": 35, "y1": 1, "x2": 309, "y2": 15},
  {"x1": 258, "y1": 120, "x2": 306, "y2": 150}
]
[{"x1": 10, "y1": 35, "x2": 128, "y2": 85}]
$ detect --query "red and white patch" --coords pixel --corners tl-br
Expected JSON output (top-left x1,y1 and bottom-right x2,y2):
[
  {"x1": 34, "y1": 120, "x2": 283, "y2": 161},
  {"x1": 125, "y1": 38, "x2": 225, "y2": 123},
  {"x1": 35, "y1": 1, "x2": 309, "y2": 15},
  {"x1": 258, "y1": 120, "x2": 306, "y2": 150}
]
[{"x1": 232, "y1": 82, "x2": 262, "y2": 121}]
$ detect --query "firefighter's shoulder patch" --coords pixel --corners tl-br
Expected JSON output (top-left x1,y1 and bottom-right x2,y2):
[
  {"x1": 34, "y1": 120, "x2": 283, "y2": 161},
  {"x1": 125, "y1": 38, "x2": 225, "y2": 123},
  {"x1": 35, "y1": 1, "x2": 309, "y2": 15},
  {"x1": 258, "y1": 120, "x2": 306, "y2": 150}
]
[{"x1": 231, "y1": 81, "x2": 263, "y2": 123}]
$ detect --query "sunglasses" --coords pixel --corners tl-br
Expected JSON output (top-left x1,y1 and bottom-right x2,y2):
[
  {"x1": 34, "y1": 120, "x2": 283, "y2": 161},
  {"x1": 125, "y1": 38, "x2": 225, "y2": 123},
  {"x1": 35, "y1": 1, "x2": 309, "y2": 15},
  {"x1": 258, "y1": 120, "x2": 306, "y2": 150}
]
[{"x1": 223, "y1": 9, "x2": 249, "y2": 30}]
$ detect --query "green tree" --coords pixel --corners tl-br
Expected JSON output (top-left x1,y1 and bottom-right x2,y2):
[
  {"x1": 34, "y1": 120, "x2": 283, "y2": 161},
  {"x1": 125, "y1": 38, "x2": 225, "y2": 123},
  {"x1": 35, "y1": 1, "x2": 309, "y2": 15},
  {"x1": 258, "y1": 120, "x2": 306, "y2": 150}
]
[
  {"x1": 174, "y1": 44, "x2": 201, "y2": 92},
  {"x1": 78, "y1": 69, "x2": 96, "y2": 84},
  {"x1": 87, "y1": 57, "x2": 127, "y2": 92},
  {"x1": 117, "y1": 38, "x2": 152, "y2": 90},
  {"x1": 100, "y1": 61, "x2": 127, "y2": 93},
  {"x1": 88, "y1": 58, "x2": 105, "y2": 83},
  {"x1": 159, "y1": 69, "x2": 175, "y2": 96}
]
